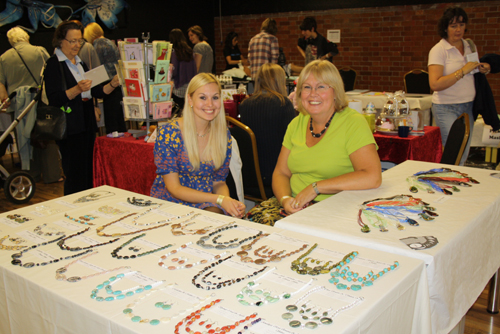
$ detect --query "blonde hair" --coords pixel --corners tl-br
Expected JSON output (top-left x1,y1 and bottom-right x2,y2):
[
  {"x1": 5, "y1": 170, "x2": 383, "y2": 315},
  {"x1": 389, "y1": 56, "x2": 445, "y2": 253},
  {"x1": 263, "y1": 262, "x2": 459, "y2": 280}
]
[
  {"x1": 182, "y1": 73, "x2": 228, "y2": 171},
  {"x1": 7, "y1": 27, "x2": 29, "y2": 46},
  {"x1": 83, "y1": 22, "x2": 104, "y2": 44},
  {"x1": 296, "y1": 60, "x2": 347, "y2": 115},
  {"x1": 254, "y1": 63, "x2": 287, "y2": 105}
]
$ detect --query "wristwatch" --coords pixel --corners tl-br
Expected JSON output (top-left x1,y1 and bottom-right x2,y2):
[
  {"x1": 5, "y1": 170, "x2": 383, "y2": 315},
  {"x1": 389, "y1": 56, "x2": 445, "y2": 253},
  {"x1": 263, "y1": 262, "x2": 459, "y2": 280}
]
[{"x1": 312, "y1": 182, "x2": 320, "y2": 195}]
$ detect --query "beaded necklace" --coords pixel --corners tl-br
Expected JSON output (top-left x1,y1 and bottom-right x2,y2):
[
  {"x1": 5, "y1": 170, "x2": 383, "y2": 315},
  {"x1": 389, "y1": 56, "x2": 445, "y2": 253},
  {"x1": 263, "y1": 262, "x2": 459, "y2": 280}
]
[
  {"x1": 127, "y1": 197, "x2": 159, "y2": 206},
  {"x1": 11, "y1": 234, "x2": 95, "y2": 268},
  {"x1": 237, "y1": 267, "x2": 315, "y2": 306},
  {"x1": 90, "y1": 271, "x2": 164, "y2": 302},
  {"x1": 55, "y1": 251, "x2": 131, "y2": 282},
  {"x1": 196, "y1": 225, "x2": 264, "y2": 250},
  {"x1": 63, "y1": 213, "x2": 99, "y2": 225},
  {"x1": 328, "y1": 251, "x2": 399, "y2": 291},
  {"x1": 192, "y1": 255, "x2": 268, "y2": 290},
  {"x1": 282, "y1": 286, "x2": 363, "y2": 329},
  {"x1": 158, "y1": 242, "x2": 228, "y2": 270},
  {"x1": 237, "y1": 241, "x2": 308, "y2": 265},
  {"x1": 111, "y1": 233, "x2": 173, "y2": 259},
  {"x1": 132, "y1": 208, "x2": 195, "y2": 227},
  {"x1": 73, "y1": 191, "x2": 115, "y2": 203},
  {"x1": 33, "y1": 224, "x2": 64, "y2": 236},
  {"x1": 98, "y1": 205, "x2": 129, "y2": 215},
  {"x1": 291, "y1": 243, "x2": 357, "y2": 276},
  {"x1": 57, "y1": 227, "x2": 121, "y2": 251},
  {"x1": 0, "y1": 235, "x2": 27, "y2": 251},
  {"x1": 170, "y1": 214, "x2": 216, "y2": 236},
  {"x1": 309, "y1": 111, "x2": 336, "y2": 138}
]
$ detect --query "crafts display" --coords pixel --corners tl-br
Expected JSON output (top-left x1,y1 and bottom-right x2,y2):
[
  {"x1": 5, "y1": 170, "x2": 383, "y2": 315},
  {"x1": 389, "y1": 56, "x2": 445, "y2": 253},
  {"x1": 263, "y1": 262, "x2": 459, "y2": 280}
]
[
  {"x1": 158, "y1": 242, "x2": 228, "y2": 270},
  {"x1": 328, "y1": 251, "x2": 399, "y2": 290},
  {"x1": 291, "y1": 244, "x2": 357, "y2": 276},
  {"x1": 357, "y1": 195, "x2": 438, "y2": 233},
  {"x1": 73, "y1": 191, "x2": 115, "y2": 203},
  {"x1": 64, "y1": 213, "x2": 99, "y2": 225},
  {"x1": 407, "y1": 168, "x2": 479, "y2": 195},
  {"x1": 196, "y1": 224, "x2": 265, "y2": 250},
  {"x1": 111, "y1": 233, "x2": 173, "y2": 259},
  {"x1": 90, "y1": 271, "x2": 164, "y2": 301},
  {"x1": 282, "y1": 286, "x2": 363, "y2": 329},
  {"x1": 5, "y1": 214, "x2": 31, "y2": 223}
]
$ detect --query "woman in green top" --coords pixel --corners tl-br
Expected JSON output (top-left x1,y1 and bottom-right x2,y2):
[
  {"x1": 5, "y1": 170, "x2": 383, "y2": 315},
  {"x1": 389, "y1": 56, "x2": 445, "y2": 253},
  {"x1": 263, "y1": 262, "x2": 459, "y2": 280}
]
[{"x1": 273, "y1": 60, "x2": 381, "y2": 215}]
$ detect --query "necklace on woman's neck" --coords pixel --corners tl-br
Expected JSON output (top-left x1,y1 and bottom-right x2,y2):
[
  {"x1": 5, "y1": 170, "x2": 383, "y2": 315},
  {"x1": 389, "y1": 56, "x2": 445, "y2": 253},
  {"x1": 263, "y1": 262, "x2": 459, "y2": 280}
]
[
  {"x1": 309, "y1": 111, "x2": 336, "y2": 138},
  {"x1": 197, "y1": 125, "x2": 210, "y2": 138}
]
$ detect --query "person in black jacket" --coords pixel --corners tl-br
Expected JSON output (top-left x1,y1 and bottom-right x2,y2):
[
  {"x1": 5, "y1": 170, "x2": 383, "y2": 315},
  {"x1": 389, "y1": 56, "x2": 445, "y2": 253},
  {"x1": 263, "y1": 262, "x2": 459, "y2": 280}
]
[{"x1": 44, "y1": 21, "x2": 120, "y2": 195}]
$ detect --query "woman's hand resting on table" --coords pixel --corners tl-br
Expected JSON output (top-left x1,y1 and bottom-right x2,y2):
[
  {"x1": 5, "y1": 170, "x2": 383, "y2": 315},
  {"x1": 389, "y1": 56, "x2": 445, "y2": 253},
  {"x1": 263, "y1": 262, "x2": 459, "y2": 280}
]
[
  {"x1": 221, "y1": 197, "x2": 246, "y2": 218},
  {"x1": 282, "y1": 184, "x2": 318, "y2": 215}
]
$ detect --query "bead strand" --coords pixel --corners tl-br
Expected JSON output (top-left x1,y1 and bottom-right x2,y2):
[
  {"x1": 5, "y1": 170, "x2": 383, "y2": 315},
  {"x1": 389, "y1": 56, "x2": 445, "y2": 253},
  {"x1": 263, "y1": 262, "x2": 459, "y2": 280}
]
[
  {"x1": 0, "y1": 235, "x2": 27, "y2": 251},
  {"x1": 110, "y1": 233, "x2": 174, "y2": 259}
]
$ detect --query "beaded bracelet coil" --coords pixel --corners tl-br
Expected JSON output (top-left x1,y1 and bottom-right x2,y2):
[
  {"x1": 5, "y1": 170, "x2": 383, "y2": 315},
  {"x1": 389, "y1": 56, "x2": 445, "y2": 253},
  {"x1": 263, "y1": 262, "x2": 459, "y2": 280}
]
[
  {"x1": 111, "y1": 233, "x2": 174, "y2": 259},
  {"x1": 90, "y1": 271, "x2": 164, "y2": 302}
]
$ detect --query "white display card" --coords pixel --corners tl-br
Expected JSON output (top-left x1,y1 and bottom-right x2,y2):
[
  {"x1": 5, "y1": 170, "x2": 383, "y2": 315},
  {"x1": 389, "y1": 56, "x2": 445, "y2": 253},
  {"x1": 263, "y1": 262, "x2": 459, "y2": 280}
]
[
  {"x1": 165, "y1": 286, "x2": 206, "y2": 304},
  {"x1": 55, "y1": 200, "x2": 78, "y2": 209},
  {"x1": 267, "y1": 233, "x2": 309, "y2": 248},
  {"x1": 0, "y1": 217, "x2": 21, "y2": 228},
  {"x1": 16, "y1": 230, "x2": 47, "y2": 243},
  {"x1": 53, "y1": 220, "x2": 83, "y2": 231}
]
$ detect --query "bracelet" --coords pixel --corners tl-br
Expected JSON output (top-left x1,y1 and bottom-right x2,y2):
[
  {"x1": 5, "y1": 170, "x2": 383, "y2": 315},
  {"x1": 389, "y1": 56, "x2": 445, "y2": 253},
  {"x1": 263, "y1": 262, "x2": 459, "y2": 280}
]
[
  {"x1": 312, "y1": 182, "x2": 320, "y2": 195},
  {"x1": 454, "y1": 71, "x2": 461, "y2": 81},
  {"x1": 280, "y1": 196, "x2": 292, "y2": 206},
  {"x1": 216, "y1": 195, "x2": 225, "y2": 206},
  {"x1": 110, "y1": 83, "x2": 118, "y2": 89}
]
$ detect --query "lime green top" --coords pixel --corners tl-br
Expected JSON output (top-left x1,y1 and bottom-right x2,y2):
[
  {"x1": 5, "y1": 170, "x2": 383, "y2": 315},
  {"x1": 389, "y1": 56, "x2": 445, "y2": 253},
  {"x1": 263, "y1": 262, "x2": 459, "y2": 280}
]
[{"x1": 283, "y1": 107, "x2": 377, "y2": 201}]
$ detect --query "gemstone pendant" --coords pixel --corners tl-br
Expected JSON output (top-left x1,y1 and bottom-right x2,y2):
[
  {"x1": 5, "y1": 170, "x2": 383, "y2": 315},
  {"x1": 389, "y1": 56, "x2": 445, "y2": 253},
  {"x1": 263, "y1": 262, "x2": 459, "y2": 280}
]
[
  {"x1": 286, "y1": 305, "x2": 298, "y2": 312},
  {"x1": 305, "y1": 321, "x2": 318, "y2": 329},
  {"x1": 289, "y1": 320, "x2": 301, "y2": 328},
  {"x1": 282, "y1": 312, "x2": 293, "y2": 320}
]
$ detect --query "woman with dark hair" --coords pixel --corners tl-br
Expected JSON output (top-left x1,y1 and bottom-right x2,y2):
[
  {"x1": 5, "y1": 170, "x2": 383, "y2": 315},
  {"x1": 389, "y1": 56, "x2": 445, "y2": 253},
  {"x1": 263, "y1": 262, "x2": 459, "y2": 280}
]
[
  {"x1": 428, "y1": 6, "x2": 491, "y2": 165},
  {"x1": 223, "y1": 32, "x2": 246, "y2": 70},
  {"x1": 170, "y1": 29, "x2": 197, "y2": 109},
  {"x1": 187, "y1": 25, "x2": 213, "y2": 73},
  {"x1": 44, "y1": 21, "x2": 120, "y2": 195},
  {"x1": 239, "y1": 63, "x2": 295, "y2": 186}
]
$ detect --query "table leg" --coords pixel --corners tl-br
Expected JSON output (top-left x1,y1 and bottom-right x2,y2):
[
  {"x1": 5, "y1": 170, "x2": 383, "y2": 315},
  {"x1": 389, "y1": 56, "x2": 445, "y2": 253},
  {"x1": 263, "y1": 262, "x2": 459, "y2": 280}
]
[
  {"x1": 487, "y1": 269, "x2": 500, "y2": 314},
  {"x1": 486, "y1": 147, "x2": 492, "y2": 162}
]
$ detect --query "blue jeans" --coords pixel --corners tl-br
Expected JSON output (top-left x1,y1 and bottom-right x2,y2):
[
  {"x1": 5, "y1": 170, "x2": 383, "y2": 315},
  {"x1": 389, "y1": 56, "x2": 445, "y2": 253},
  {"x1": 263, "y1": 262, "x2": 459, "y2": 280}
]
[{"x1": 432, "y1": 102, "x2": 474, "y2": 166}]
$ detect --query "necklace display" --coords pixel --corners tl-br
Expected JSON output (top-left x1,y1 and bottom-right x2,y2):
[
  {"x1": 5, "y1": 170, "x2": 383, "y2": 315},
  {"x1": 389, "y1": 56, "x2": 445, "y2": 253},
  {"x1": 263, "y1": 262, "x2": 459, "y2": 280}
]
[
  {"x1": 196, "y1": 225, "x2": 265, "y2": 250},
  {"x1": 6, "y1": 214, "x2": 31, "y2": 223},
  {"x1": 64, "y1": 213, "x2": 99, "y2": 225},
  {"x1": 90, "y1": 271, "x2": 164, "y2": 301},
  {"x1": 357, "y1": 195, "x2": 438, "y2": 233},
  {"x1": 174, "y1": 298, "x2": 259, "y2": 334},
  {"x1": 11, "y1": 234, "x2": 95, "y2": 268},
  {"x1": 309, "y1": 111, "x2": 336, "y2": 138},
  {"x1": 291, "y1": 243, "x2": 357, "y2": 276},
  {"x1": 407, "y1": 168, "x2": 478, "y2": 195},
  {"x1": 170, "y1": 214, "x2": 217, "y2": 236},
  {"x1": 0, "y1": 235, "x2": 27, "y2": 251},
  {"x1": 57, "y1": 227, "x2": 121, "y2": 251},
  {"x1": 158, "y1": 242, "x2": 228, "y2": 270},
  {"x1": 111, "y1": 233, "x2": 173, "y2": 259},
  {"x1": 98, "y1": 205, "x2": 129, "y2": 215},
  {"x1": 55, "y1": 251, "x2": 131, "y2": 282},
  {"x1": 237, "y1": 267, "x2": 315, "y2": 306},
  {"x1": 127, "y1": 197, "x2": 159, "y2": 207},
  {"x1": 73, "y1": 191, "x2": 115, "y2": 203},
  {"x1": 237, "y1": 239, "x2": 308, "y2": 265},
  {"x1": 192, "y1": 255, "x2": 268, "y2": 290},
  {"x1": 328, "y1": 251, "x2": 399, "y2": 291},
  {"x1": 282, "y1": 286, "x2": 363, "y2": 329},
  {"x1": 33, "y1": 224, "x2": 64, "y2": 236}
]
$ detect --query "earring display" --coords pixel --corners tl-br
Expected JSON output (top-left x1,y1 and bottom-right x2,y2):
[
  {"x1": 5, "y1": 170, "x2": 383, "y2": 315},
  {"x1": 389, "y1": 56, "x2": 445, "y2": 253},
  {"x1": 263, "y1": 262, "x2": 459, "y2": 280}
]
[
  {"x1": 57, "y1": 227, "x2": 121, "y2": 251},
  {"x1": 196, "y1": 225, "x2": 265, "y2": 250},
  {"x1": 73, "y1": 191, "x2": 115, "y2": 203},
  {"x1": 64, "y1": 213, "x2": 99, "y2": 225},
  {"x1": 0, "y1": 235, "x2": 27, "y2": 251},
  {"x1": 158, "y1": 242, "x2": 228, "y2": 270},
  {"x1": 111, "y1": 233, "x2": 174, "y2": 259},
  {"x1": 406, "y1": 167, "x2": 478, "y2": 194},
  {"x1": 127, "y1": 197, "x2": 159, "y2": 207},
  {"x1": 90, "y1": 271, "x2": 164, "y2": 302},
  {"x1": 55, "y1": 251, "x2": 131, "y2": 282},
  {"x1": 33, "y1": 224, "x2": 64, "y2": 237}
]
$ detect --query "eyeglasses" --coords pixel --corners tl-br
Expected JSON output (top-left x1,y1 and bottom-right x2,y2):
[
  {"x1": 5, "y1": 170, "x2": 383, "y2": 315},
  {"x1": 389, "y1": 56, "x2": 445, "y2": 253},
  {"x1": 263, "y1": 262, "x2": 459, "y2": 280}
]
[
  {"x1": 301, "y1": 84, "x2": 331, "y2": 95},
  {"x1": 64, "y1": 38, "x2": 85, "y2": 46}
]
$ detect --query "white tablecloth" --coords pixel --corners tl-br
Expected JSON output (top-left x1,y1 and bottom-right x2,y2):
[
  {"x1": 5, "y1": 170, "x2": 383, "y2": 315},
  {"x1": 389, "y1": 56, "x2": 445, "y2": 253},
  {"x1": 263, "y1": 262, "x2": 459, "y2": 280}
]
[
  {"x1": 0, "y1": 186, "x2": 429, "y2": 334},
  {"x1": 276, "y1": 160, "x2": 500, "y2": 334},
  {"x1": 346, "y1": 92, "x2": 433, "y2": 111}
]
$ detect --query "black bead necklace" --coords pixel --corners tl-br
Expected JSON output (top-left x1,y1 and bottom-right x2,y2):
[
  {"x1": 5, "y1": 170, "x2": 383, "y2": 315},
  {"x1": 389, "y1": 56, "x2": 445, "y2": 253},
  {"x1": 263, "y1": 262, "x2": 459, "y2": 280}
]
[
  {"x1": 57, "y1": 227, "x2": 121, "y2": 251},
  {"x1": 309, "y1": 111, "x2": 336, "y2": 138}
]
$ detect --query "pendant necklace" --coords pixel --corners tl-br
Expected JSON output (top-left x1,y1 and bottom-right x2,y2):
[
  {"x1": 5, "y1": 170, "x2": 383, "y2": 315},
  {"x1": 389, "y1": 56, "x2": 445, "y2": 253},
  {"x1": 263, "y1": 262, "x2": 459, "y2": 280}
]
[
  {"x1": 90, "y1": 271, "x2": 165, "y2": 302},
  {"x1": 197, "y1": 124, "x2": 210, "y2": 138},
  {"x1": 111, "y1": 233, "x2": 174, "y2": 259},
  {"x1": 282, "y1": 286, "x2": 363, "y2": 329},
  {"x1": 57, "y1": 227, "x2": 121, "y2": 251},
  {"x1": 196, "y1": 224, "x2": 264, "y2": 249},
  {"x1": 237, "y1": 267, "x2": 315, "y2": 306},
  {"x1": 127, "y1": 197, "x2": 159, "y2": 207},
  {"x1": 291, "y1": 243, "x2": 357, "y2": 276},
  {"x1": 73, "y1": 191, "x2": 115, "y2": 203},
  {"x1": 11, "y1": 234, "x2": 95, "y2": 268},
  {"x1": 55, "y1": 250, "x2": 131, "y2": 282},
  {"x1": 158, "y1": 242, "x2": 228, "y2": 270},
  {"x1": 0, "y1": 235, "x2": 27, "y2": 251},
  {"x1": 309, "y1": 111, "x2": 336, "y2": 138},
  {"x1": 328, "y1": 251, "x2": 399, "y2": 291}
]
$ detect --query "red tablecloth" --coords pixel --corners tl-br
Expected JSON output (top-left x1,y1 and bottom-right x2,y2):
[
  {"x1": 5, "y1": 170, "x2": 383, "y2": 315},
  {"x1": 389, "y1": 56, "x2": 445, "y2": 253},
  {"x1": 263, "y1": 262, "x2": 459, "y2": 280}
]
[
  {"x1": 374, "y1": 126, "x2": 442, "y2": 164},
  {"x1": 93, "y1": 136, "x2": 156, "y2": 195}
]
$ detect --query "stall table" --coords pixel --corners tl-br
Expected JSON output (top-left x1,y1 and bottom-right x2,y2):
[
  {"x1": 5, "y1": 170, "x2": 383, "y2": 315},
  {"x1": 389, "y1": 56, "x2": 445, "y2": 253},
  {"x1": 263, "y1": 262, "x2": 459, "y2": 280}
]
[
  {"x1": 275, "y1": 160, "x2": 500, "y2": 334},
  {"x1": 0, "y1": 186, "x2": 429, "y2": 333}
]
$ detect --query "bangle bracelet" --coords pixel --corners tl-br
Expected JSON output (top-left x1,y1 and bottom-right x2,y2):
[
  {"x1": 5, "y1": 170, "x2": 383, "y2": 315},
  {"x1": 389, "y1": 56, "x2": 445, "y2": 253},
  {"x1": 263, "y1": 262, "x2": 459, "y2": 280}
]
[
  {"x1": 110, "y1": 83, "x2": 117, "y2": 89},
  {"x1": 216, "y1": 195, "x2": 225, "y2": 206},
  {"x1": 280, "y1": 196, "x2": 292, "y2": 206},
  {"x1": 312, "y1": 182, "x2": 320, "y2": 195}
]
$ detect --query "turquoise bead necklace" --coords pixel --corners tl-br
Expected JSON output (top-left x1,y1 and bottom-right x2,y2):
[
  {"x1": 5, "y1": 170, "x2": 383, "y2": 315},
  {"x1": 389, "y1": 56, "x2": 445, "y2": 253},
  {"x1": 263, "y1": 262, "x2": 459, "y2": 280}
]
[{"x1": 90, "y1": 271, "x2": 164, "y2": 302}]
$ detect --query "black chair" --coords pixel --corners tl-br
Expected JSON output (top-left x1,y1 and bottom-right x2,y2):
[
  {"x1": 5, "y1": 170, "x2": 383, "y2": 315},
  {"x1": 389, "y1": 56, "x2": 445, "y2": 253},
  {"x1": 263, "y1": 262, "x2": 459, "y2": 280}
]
[
  {"x1": 226, "y1": 116, "x2": 273, "y2": 202},
  {"x1": 338, "y1": 67, "x2": 357, "y2": 92},
  {"x1": 404, "y1": 69, "x2": 431, "y2": 94},
  {"x1": 440, "y1": 113, "x2": 470, "y2": 165}
]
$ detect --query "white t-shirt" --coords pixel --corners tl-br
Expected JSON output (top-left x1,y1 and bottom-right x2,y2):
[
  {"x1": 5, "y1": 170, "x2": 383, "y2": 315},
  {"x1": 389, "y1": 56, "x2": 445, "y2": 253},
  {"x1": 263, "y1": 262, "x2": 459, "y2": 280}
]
[{"x1": 428, "y1": 38, "x2": 476, "y2": 104}]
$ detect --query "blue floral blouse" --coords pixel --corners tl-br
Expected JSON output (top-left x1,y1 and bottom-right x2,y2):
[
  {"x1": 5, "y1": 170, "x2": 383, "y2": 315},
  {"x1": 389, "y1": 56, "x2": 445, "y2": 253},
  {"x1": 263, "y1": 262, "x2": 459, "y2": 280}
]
[{"x1": 150, "y1": 121, "x2": 232, "y2": 211}]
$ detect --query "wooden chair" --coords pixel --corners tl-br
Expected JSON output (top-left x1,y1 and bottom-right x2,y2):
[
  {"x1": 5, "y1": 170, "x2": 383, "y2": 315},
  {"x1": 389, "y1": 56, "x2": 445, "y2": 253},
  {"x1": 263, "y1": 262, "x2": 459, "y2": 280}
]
[
  {"x1": 404, "y1": 69, "x2": 431, "y2": 94},
  {"x1": 440, "y1": 113, "x2": 470, "y2": 165},
  {"x1": 226, "y1": 116, "x2": 272, "y2": 202},
  {"x1": 338, "y1": 66, "x2": 357, "y2": 92}
]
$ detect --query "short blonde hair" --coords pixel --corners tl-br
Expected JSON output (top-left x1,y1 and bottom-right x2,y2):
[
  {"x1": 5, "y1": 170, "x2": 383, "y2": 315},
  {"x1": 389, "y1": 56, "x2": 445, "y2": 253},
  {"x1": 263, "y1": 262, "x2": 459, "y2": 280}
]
[
  {"x1": 7, "y1": 27, "x2": 29, "y2": 46},
  {"x1": 183, "y1": 73, "x2": 228, "y2": 171},
  {"x1": 84, "y1": 22, "x2": 104, "y2": 44},
  {"x1": 296, "y1": 60, "x2": 347, "y2": 115},
  {"x1": 254, "y1": 63, "x2": 287, "y2": 105}
]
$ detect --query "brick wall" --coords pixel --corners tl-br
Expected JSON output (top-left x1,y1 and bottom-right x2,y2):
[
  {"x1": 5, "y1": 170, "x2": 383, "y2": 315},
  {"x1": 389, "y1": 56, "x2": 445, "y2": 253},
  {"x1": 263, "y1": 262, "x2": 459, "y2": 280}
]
[{"x1": 214, "y1": 1, "x2": 500, "y2": 111}]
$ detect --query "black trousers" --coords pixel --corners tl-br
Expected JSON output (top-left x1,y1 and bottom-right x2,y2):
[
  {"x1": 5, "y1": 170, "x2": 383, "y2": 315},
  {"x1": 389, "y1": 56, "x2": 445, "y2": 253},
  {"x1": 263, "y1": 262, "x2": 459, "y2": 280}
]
[{"x1": 103, "y1": 84, "x2": 127, "y2": 133}]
